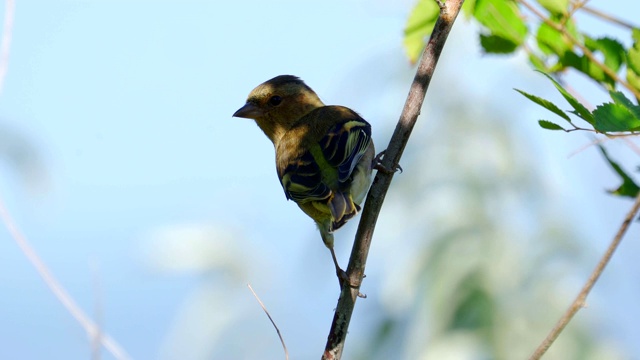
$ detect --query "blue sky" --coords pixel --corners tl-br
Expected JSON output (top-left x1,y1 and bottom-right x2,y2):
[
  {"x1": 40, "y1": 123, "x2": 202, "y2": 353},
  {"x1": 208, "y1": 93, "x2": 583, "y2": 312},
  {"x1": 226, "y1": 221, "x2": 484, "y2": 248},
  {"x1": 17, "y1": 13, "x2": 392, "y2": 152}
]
[{"x1": 1, "y1": 1, "x2": 640, "y2": 359}]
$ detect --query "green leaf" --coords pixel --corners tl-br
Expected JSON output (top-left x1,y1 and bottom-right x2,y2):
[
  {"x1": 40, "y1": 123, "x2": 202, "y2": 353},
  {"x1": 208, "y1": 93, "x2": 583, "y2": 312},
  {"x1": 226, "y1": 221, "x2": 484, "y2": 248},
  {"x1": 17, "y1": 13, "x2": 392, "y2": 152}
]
[
  {"x1": 598, "y1": 145, "x2": 640, "y2": 198},
  {"x1": 578, "y1": 36, "x2": 626, "y2": 88},
  {"x1": 629, "y1": 45, "x2": 640, "y2": 75},
  {"x1": 538, "y1": 71, "x2": 595, "y2": 124},
  {"x1": 536, "y1": 22, "x2": 571, "y2": 56},
  {"x1": 535, "y1": 16, "x2": 578, "y2": 59},
  {"x1": 461, "y1": 0, "x2": 478, "y2": 18},
  {"x1": 528, "y1": 53, "x2": 549, "y2": 72},
  {"x1": 538, "y1": 0, "x2": 569, "y2": 15},
  {"x1": 474, "y1": 0, "x2": 527, "y2": 52},
  {"x1": 562, "y1": 50, "x2": 611, "y2": 87},
  {"x1": 627, "y1": 28, "x2": 640, "y2": 95},
  {"x1": 609, "y1": 91, "x2": 635, "y2": 107},
  {"x1": 515, "y1": 88, "x2": 571, "y2": 122},
  {"x1": 403, "y1": 0, "x2": 440, "y2": 63},
  {"x1": 593, "y1": 103, "x2": 640, "y2": 132},
  {"x1": 610, "y1": 91, "x2": 640, "y2": 119},
  {"x1": 538, "y1": 120, "x2": 566, "y2": 130},
  {"x1": 585, "y1": 36, "x2": 626, "y2": 73},
  {"x1": 479, "y1": 34, "x2": 519, "y2": 53},
  {"x1": 627, "y1": 68, "x2": 640, "y2": 96}
]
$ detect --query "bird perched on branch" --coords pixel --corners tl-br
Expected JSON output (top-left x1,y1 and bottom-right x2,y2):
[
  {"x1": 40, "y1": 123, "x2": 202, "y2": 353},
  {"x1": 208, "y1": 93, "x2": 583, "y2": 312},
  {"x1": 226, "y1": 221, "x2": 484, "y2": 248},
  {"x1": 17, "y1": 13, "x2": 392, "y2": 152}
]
[{"x1": 233, "y1": 75, "x2": 375, "y2": 285}]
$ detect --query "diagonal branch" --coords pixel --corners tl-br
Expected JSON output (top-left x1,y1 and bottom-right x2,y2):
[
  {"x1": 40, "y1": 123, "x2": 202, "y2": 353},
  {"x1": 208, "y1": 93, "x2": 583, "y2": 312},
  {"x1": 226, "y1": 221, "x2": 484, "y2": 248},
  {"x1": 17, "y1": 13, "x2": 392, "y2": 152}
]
[
  {"x1": 248, "y1": 284, "x2": 289, "y2": 360},
  {"x1": 0, "y1": 197, "x2": 132, "y2": 360},
  {"x1": 580, "y1": 5, "x2": 637, "y2": 30},
  {"x1": 528, "y1": 190, "x2": 640, "y2": 359},
  {"x1": 0, "y1": 0, "x2": 14, "y2": 94},
  {"x1": 321, "y1": 1, "x2": 465, "y2": 358}
]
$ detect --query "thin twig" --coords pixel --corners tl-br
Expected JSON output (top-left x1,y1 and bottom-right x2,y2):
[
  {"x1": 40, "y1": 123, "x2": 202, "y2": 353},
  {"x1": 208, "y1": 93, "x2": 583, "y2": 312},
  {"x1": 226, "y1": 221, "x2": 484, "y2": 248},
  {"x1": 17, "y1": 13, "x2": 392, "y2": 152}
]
[
  {"x1": 562, "y1": 81, "x2": 593, "y2": 111},
  {"x1": 580, "y1": 5, "x2": 637, "y2": 30},
  {"x1": 568, "y1": 134, "x2": 640, "y2": 158},
  {"x1": 518, "y1": 0, "x2": 640, "y2": 100},
  {"x1": 0, "y1": 197, "x2": 131, "y2": 360},
  {"x1": 247, "y1": 284, "x2": 289, "y2": 360},
  {"x1": 90, "y1": 259, "x2": 104, "y2": 360},
  {"x1": 0, "y1": 0, "x2": 15, "y2": 94},
  {"x1": 567, "y1": 137, "x2": 610, "y2": 158},
  {"x1": 321, "y1": 1, "x2": 465, "y2": 359},
  {"x1": 621, "y1": 137, "x2": 640, "y2": 156},
  {"x1": 528, "y1": 191, "x2": 640, "y2": 359},
  {"x1": 567, "y1": 0, "x2": 588, "y2": 21}
]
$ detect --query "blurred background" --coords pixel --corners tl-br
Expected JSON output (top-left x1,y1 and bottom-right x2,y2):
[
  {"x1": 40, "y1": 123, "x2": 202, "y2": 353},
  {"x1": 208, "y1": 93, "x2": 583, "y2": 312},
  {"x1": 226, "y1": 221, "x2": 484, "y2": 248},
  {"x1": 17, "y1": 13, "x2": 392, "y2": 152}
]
[{"x1": 0, "y1": 1, "x2": 639, "y2": 359}]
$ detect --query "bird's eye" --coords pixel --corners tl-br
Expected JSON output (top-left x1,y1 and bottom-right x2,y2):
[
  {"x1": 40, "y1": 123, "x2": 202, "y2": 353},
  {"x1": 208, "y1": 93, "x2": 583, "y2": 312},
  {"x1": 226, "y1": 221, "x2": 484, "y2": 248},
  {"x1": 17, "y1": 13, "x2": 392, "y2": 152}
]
[{"x1": 269, "y1": 95, "x2": 283, "y2": 106}]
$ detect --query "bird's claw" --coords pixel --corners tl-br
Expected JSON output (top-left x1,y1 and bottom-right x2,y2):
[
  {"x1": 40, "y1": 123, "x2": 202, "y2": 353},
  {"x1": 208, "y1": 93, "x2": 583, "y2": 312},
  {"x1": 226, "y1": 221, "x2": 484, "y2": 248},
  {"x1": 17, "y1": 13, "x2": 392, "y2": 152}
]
[
  {"x1": 336, "y1": 268, "x2": 352, "y2": 287},
  {"x1": 337, "y1": 269, "x2": 366, "y2": 298},
  {"x1": 373, "y1": 150, "x2": 403, "y2": 174}
]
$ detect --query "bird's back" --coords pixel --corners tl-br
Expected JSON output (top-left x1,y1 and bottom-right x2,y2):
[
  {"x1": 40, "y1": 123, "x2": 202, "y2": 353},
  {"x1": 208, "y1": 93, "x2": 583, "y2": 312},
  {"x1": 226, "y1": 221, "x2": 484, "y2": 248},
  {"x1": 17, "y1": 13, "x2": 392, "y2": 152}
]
[{"x1": 275, "y1": 105, "x2": 370, "y2": 192}]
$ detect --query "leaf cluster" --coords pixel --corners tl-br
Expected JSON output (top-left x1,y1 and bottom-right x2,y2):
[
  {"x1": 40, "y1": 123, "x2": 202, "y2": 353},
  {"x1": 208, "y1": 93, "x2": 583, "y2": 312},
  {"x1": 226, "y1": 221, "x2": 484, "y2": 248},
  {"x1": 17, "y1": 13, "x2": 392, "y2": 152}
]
[
  {"x1": 404, "y1": 0, "x2": 640, "y2": 197},
  {"x1": 405, "y1": 0, "x2": 640, "y2": 96},
  {"x1": 517, "y1": 72, "x2": 640, "y2": 133}
]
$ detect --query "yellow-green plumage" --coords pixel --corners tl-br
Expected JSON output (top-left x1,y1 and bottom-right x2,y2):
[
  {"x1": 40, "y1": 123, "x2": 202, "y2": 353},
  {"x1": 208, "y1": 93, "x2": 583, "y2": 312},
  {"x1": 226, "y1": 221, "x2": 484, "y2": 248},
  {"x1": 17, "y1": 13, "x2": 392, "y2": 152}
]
[{"x1": 233, "y1": 75, "x2": 374, "y2": 280}]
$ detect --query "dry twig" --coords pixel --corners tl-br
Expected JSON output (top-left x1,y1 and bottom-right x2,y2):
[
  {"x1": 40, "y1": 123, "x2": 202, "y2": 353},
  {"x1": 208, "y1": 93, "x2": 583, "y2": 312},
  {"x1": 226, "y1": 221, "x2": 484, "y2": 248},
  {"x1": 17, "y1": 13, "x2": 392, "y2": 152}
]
[
  {"x1": 529, "y1": 191, "x2": 640, "y2": 359},
  {"x1": 248, "y1": 283, "x2": 289, "y2": 360},
  {"x1": 0, "y1": 197, "x2": 131, "y2": 360},
  {"x1": 0, "y1": 0, "x2": 14, "y2": 94}
]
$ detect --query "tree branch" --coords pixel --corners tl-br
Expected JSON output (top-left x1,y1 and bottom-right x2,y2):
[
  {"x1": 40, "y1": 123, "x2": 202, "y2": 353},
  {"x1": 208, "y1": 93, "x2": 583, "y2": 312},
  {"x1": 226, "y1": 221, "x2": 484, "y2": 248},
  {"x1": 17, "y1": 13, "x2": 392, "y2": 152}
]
[
  {"x1": 528, "y1": 191, "x2": 640, "y2": 360},
  {"x1": 0, "y1": 0, "x2": 15, "y2": 94},
  {"x1": 321, "y1": 1, "x2": 465, "y2": 358},
  {"x1": 0, "y1": 197, "x2": 131, "y2": 360},
  {"x1": 248, "y1": 284, "x2": 289, "y2": 360},
  {"x1": 580, "y1": 5, "x2": 637, "y2": 30}
]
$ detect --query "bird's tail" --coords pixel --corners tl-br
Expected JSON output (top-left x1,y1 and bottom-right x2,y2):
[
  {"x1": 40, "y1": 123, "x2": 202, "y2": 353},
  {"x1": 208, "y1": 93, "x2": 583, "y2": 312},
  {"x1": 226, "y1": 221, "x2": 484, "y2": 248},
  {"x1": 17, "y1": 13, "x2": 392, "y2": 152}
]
[{"x1": 328, "y1": 192, "x2": 359, "y2": 231}]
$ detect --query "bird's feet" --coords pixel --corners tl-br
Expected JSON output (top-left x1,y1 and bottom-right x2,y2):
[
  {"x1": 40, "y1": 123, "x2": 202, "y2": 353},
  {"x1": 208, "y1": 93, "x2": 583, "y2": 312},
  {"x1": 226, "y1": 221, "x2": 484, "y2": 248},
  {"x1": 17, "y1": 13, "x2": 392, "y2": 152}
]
[
  {"x1": 330, "y1": 247, "x2": 366, "y2": 298},
  {"x1": 336, "y1": 268, "x2": 367, "y2": 298},
  {"x1": 373, "y1": 150, "x2": 403, "y2": 174}
]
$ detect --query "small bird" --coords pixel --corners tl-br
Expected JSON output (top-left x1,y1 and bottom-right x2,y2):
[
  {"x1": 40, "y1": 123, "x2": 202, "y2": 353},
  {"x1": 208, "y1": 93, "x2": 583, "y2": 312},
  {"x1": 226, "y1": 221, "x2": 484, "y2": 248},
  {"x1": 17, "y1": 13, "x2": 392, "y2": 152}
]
[{"x1": 233, "y1": 75, "x2": 375, "y2": 285}]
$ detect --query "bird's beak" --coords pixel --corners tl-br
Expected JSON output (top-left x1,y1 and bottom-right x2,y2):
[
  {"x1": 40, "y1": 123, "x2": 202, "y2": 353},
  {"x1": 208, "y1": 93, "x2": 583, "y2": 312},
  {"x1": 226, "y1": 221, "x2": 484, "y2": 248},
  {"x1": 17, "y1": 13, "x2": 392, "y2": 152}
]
[{"x1": 233, "y1": 102, "x2": 263, "y2": 119}]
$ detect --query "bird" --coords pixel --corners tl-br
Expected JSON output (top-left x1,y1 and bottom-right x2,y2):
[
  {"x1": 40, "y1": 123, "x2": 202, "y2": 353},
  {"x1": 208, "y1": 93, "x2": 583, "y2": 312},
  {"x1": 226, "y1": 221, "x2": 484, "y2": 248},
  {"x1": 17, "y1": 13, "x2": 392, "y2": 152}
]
[{"x1": 233, "y1": 75, "x2": 375, "y2": 286}]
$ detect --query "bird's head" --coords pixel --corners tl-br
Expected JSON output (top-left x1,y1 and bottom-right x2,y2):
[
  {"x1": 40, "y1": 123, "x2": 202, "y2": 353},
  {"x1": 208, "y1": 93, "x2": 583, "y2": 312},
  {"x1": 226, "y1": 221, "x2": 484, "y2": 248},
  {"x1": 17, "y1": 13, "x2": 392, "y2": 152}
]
[{"x1": 233, "y1": 75, "x2": 324, "y2": 143}]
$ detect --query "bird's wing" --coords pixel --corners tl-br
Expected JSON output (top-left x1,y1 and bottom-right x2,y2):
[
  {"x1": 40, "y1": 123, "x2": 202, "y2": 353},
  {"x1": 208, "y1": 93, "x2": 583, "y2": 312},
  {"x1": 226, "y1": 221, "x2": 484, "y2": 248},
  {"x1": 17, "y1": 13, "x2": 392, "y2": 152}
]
[
  {"x1": 318, "y1": 118, "x2": 372, "y2": 184},
  {"x1": 279, "y1": 150, "x2": 331, "y2": 203},
  {"x1": 277, "y1": 109, "x2": 372, "y2": 203}
]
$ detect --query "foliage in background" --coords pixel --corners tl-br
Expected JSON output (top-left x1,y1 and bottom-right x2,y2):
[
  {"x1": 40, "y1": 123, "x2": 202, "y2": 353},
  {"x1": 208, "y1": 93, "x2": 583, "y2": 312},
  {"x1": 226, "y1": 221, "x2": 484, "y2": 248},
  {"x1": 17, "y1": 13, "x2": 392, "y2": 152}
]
[
  {"x1": 404, "y1": 0, "x2": 640, "y2": 198},
  {"x1": 370, "y1": 0, "x2": 640, "y2": 358},
  {"x1": 355, "y1": 67, "x2": 624, "y2": 359}
]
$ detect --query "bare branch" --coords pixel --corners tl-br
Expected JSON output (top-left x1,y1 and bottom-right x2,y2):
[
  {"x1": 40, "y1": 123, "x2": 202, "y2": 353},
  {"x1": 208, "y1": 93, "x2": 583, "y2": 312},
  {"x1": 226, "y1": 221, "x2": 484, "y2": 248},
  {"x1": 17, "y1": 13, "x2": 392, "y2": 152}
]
[
  {"x1": 0, "y1": 0, "x2": 14, "y2": 94},
  {"x1": 248, "y1": 284, "x2": 289, "y2": 360},
  {"x1": 0, "y1": 197, "x2": 131, "y2": 360},
  {"x1": 90, "y1": 260, "x2": 104, "y2": 360},
  {"x1": 528, "y1": 191, "x2": 640, "y2": 359},
  {"x1": 581, "y1": 5, "x2": 638, "y2": 30},
  {"x1": 321, "y1": 0, "x2": 466, "y2": 358}
]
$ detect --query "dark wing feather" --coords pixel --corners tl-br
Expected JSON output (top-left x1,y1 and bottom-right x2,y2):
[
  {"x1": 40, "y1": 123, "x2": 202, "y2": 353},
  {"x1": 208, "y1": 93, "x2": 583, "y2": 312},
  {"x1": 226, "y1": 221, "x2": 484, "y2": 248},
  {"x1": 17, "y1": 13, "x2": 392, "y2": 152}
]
[
  {"x1": 279, "y1": 151, "x2": 331, "y2": 202},
  {"x1": 276, "y1": 107, "x2": 371, "y2": 204},
  {"x1": 318, "y1": 119, "x2": 372, "y2": 184}
]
